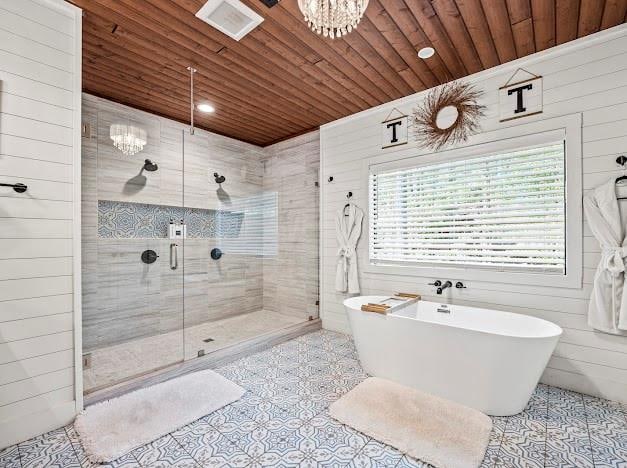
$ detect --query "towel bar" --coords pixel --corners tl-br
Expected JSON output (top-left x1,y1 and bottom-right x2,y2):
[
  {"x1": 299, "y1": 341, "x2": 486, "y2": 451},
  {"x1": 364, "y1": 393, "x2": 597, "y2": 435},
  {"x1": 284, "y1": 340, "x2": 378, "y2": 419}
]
[{"x1": 0, "y1": 182, "x2": 27, "y2": 193}]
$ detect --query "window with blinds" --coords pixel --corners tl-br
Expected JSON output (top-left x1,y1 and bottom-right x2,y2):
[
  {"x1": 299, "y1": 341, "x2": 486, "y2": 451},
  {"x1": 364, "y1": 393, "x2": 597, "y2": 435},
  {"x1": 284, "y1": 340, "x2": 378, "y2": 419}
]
[{"x1": 369, "y1": 142, "x2": 566, "y2": 274}]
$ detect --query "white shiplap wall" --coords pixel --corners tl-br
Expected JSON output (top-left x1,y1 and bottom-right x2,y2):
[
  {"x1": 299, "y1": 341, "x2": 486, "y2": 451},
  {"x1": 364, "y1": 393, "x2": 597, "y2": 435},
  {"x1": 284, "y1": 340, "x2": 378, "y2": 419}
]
[
  {"x1": 0, "y1": 0, "x2": 82, "y2": 448},
  {"x1": 320, "y1": 25, "x2": 627, "y2": 404}
]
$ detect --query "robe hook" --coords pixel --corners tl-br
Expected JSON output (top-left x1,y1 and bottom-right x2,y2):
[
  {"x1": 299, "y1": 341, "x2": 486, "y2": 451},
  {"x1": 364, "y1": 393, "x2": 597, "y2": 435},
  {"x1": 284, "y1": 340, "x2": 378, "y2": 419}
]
[
  {"x1": 617, "y1": 155, "x2": 627, "y2": 167},
  {"x1": 347, "y1": 192, "x2": 353, "y2": 199}
]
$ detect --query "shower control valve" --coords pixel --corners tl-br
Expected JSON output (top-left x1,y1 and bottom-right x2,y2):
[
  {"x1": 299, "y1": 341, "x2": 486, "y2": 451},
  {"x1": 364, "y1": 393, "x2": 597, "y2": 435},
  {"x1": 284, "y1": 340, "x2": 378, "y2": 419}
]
[
  {"x1": 428, "y1": 280, "x2": 442, "y2": 287},
  {"x1": 455, "y1": 281, "x2": 466, "y2": 289}
]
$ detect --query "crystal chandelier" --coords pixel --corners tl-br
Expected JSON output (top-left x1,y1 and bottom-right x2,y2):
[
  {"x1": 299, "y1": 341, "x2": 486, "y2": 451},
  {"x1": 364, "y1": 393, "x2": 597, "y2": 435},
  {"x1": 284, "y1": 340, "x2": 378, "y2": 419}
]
[
  {"x1": 298, "y1": 0, "x2": 369, "y2": 39},
  {"x1": 109, "y1": 124, "x2": 147, "y2": 156}
]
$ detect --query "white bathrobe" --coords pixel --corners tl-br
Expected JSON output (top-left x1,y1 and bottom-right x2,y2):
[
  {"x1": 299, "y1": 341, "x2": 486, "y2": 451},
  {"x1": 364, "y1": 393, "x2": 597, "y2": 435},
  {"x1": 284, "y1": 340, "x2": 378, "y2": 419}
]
[
  {"x1": 335, "y1": 203, "x2": 364, "y2": 294},
  {"x1": 583, "y1": 178, "x2": 627, "y2": 335}
]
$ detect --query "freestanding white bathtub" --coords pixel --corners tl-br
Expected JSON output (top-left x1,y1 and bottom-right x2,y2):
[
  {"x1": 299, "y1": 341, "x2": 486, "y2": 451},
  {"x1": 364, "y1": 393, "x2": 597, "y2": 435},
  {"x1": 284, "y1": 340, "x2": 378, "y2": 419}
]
[{"x1": 344, "y1": 296, "x2": 562, "y2": 416}]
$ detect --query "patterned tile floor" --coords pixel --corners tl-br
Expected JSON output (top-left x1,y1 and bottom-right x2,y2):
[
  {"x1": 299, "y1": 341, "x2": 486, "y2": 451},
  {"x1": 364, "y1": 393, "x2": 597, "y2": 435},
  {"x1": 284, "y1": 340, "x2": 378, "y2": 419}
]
[{"x1": 2, "y1": 330, "x2": 626, "y2": 467}]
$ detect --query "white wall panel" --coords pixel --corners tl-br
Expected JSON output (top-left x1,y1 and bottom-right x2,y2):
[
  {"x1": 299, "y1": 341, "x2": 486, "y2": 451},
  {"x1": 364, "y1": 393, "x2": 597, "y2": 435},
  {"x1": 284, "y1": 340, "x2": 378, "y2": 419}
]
[
  {"x1": 0, "y1": 29, "x2": 73, "y2": 73},
  {"x1": 0, "y1": 239, "x2": 72, "y2": 259},
  {"x1": 0, "y1": 7, "x2": 74, "y2": 52},
  {"x1": 0, "y1": 0, "x2": 81, "y2": 448},
  {"x1": 0, "y1": 134, "x2": 73, "y2": 164},
  {"x1": 0, "y1": 349, "x2": 73, "y2": 385},
  {"x1": 0, "y1": 330, "x2": 73, "y2": 365},
  {"x1": 0, "y1": 198, "x2": 72, "y2": 219},
  {"x1": 0, "y1": 294, "x2": 73, "y2": 322},
  {"x1": 0, "y1": 257, "x2": 72, "y2": 281},
  {"x1": 320, "y1": 26, "x2": 627, "y2": 403},
  {"x1": 0, "y1": 92, "x2": 73, "y2": 127},
  {"x1": 0, "y1": 219, "x2": 72, "y2": 239},
  {"x1": 0, "y1": 386, "x2": 74, "y2": 422},
  {"x1": 0, "y1": 275, "x2": 72, "y2": 302},
  {"x1": 0, "y1": 114, "x2": 72, "y2": 146},
  {"x1": 0, "y1": 0, "x2": 75, "y2": 36},
  {"x1": 0, "y1": 155, "x2": 72, "y2": 183},
  {"x1": 0, "y1": 70, "x2": 72, "y2": 110},
  {"x1": 0, "y1": 367, "x2": 73, "y2": 407},
  {"x1": 0, "y1": 313, "x2": 73, "y2": 343},
  {"x1": 0, "y1": 51, "x2": 73, "y2": 91}
]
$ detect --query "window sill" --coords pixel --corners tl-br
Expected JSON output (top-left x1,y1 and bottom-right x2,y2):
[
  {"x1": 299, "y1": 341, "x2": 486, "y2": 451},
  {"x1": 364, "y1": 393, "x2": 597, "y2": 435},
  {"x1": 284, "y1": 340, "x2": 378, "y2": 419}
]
[{"x1": 361, "y1": 262, "x2": 582, "y2": 290}]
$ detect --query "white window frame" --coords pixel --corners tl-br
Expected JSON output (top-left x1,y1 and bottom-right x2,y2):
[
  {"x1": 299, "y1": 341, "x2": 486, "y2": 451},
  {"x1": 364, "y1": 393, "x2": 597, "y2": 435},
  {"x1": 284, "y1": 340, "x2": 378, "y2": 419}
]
[{"x1": 362, "y1": 114, "x2": 582, "y2": 289}]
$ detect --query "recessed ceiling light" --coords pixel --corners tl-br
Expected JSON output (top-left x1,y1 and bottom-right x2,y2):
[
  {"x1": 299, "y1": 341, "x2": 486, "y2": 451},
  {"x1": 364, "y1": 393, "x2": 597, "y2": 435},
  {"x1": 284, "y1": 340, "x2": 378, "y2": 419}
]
[
  {"x1": 418, "y1": 47, "x2": 435, "y2": 59},
  {"x1": 197, "y1": 103, "x2": 215, "y2": 113}
]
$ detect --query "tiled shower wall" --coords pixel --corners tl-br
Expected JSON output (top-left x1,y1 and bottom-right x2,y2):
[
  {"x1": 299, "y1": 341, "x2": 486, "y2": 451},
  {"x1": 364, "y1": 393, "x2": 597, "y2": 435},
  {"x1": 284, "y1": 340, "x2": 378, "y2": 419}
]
[
  {"x1": 82, "y1": 94, "x2": 318, "y2": 352},
  {"x1": 262, "y1": 132, "x2": 320, "y2": 320}
]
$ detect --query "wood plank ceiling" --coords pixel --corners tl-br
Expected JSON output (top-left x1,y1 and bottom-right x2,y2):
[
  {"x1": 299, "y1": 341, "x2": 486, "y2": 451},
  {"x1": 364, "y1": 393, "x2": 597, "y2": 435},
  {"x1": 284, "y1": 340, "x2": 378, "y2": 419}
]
[{"x1": 70, "y1": 0, "x2": 627, "y2": 146}]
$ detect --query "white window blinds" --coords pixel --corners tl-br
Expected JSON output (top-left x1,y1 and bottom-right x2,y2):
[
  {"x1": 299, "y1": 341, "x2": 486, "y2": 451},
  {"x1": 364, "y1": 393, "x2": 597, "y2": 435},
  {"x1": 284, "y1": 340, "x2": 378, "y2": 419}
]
[{"x1": 369, "y1": 142, "x2": 566, "y2": 273}]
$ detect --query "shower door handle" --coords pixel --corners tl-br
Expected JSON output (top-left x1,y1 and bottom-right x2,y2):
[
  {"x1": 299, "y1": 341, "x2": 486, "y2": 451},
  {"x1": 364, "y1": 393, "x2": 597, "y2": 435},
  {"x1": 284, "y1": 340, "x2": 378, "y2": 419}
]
[{"x1": 170, "y1": 243, "x2": 178, "y2": 270}]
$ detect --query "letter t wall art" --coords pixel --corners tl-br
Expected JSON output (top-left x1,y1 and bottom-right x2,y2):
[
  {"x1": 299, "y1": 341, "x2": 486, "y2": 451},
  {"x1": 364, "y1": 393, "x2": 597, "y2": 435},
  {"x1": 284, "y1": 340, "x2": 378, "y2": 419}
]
[
  {"x1": 381, "y1": 108, "x2": 408, "y2": 149},
  {"x1": 499, "y1": 69, "x2": 543, "y2": 122}
]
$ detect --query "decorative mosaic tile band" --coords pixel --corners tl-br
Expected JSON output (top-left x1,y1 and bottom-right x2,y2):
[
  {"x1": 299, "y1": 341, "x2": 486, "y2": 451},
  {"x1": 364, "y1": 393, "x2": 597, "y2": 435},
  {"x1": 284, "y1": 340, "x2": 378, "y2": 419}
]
[{"x1": 98, "y1": 200, "x2": 244, "y2": 238}]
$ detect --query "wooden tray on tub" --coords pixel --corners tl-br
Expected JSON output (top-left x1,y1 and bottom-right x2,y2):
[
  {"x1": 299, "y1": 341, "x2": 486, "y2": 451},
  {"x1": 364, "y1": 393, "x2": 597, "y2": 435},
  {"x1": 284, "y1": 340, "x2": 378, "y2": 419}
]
[{"x1": 360, "y1": 293, "x2": 421, "y2": 315}]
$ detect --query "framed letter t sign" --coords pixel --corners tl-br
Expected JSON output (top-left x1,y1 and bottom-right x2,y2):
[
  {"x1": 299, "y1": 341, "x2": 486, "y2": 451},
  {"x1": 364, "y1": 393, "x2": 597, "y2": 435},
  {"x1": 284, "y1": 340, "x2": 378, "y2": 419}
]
[
  {"x1": 382, "y1": 110, "x2": 408, "y2": 149},
  {"x1": 499, "y1": 73, "x2": 543, "y2": 122}
]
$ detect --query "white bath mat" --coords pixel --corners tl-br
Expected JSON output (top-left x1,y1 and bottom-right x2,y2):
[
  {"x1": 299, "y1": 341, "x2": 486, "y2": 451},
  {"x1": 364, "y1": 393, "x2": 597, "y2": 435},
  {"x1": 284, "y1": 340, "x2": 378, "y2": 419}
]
[
  {"x1": 329, "y1": 377, "x2": 492, "y2": 468},
  {"x1": 74, "y1": 369, "x2": 244, "y2": 463}
]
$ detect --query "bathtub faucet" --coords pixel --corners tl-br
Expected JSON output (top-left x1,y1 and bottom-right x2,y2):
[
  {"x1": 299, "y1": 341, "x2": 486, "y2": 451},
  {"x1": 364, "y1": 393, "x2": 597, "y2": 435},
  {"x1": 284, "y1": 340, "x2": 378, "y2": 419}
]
[{"x1": 436, "y1": 280, "x2": 452, "y2": 295}]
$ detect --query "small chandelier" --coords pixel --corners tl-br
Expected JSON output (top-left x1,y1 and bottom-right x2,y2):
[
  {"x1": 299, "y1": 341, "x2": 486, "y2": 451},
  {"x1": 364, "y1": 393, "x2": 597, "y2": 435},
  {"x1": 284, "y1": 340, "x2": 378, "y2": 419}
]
[
  {"x1": 109, "y1": 124, "x2": 147, "y2": 156},
  {"x1": 298, "y1": 0, "x2": 369, "y2": 39}
]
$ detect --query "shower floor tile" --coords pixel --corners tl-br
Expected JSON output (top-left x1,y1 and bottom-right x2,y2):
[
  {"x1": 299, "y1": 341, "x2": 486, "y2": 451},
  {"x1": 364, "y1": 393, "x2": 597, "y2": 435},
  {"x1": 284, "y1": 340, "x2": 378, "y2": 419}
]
[
  {"x1": 6, "y1": 329, "x2": 627, "y2": 468},
  {"x1": 83, "y1": 309, "x2": 304, "y2": 393}
]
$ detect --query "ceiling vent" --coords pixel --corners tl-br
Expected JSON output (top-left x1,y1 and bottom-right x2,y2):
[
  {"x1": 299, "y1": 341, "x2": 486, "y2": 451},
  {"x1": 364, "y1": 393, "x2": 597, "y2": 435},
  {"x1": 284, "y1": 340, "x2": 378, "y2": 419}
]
[{"x1": 195, "y1": 0, "x2": 264, "y2": 41}]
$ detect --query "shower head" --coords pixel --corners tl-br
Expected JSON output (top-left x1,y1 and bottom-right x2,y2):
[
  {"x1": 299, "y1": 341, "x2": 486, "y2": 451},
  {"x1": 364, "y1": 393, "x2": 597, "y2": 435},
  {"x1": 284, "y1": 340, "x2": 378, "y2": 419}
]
[
  {"x1": 143, "y1": 159, "x2": 158, "y2": 172},
  {"x1": 214, "y1": 172, "x2": 226, "y2": 184}
]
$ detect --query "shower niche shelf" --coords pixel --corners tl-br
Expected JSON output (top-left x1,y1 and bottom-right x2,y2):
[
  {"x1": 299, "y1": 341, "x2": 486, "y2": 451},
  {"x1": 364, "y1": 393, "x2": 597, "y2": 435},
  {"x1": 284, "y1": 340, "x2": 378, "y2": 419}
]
[{"x1": 97, "y1": 199, "x2": 243, "y2": 239}]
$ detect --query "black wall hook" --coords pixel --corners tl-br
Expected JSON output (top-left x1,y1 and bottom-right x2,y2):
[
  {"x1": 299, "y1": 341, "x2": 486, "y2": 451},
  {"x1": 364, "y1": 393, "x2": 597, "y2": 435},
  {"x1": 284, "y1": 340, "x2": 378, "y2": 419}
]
[
  {"x1": 343, "y1": 192, "x2": 353, "y2": 216},
  {"x1": 617, "y1": 155, "x2": 627, "y2": 166}
]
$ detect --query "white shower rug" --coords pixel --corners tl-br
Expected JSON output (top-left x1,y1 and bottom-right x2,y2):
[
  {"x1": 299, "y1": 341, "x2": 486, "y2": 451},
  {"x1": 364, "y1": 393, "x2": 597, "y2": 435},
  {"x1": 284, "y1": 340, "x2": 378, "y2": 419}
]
[
  {"x1": 74, "y1": 369, "x2": 245, "y2": 463},
  {"x1": 329, "y1": 377, "x2": 492, "y2": 468}
]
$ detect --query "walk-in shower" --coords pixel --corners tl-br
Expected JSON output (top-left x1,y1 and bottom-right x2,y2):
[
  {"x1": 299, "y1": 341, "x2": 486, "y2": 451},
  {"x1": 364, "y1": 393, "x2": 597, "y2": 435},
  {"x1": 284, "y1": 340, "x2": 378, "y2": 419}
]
[{"x1": 81, "y1": 94, "x2": 320, "y2": 396}]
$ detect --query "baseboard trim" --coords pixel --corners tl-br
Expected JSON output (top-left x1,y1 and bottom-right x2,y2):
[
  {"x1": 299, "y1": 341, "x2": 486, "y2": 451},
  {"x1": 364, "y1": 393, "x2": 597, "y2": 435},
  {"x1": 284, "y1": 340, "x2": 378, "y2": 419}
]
[
  {"x1": 322, "y1": 315, "x2": 351, "y2": 334},
  {"x1": 0, "y1": 400, "x2": 76, "y2": 449},
  {"x1": 541, "y1": 367, "x2": 627, "y2": 404},
  {"x1": 84, "y1": 319, "x2": 322, "y2": 406}
]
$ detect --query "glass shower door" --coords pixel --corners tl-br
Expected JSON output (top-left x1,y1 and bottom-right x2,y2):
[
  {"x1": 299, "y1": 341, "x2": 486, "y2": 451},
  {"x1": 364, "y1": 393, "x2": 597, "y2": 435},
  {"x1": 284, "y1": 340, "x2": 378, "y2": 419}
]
[
  {"x1": 81, "y1": 101, "x2": 185, "y2": 394},
  {"x1": 182, "y1": 130, "x2": 268, "y2": 358},
  {"x1": 181, "y1": 131, "x2": 320, "y2": 361},
  {"x1": 179, "y1": 128, "x2": 213, "y2": 360}
]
